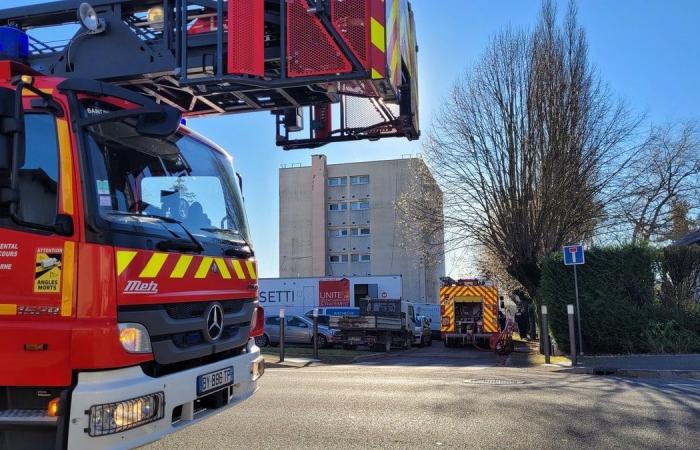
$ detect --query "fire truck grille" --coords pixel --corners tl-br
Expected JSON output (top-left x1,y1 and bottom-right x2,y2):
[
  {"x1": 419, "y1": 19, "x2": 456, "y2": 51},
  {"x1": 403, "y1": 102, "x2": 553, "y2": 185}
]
[{"x1": 118, "y1": 299, "x2": 255, "y2": 366}]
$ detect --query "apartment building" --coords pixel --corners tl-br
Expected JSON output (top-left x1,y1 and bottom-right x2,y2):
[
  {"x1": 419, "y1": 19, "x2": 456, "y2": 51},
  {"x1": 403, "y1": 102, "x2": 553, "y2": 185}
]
[{"x1": 279, "y1": 155, "x2": 444, "y2": 303}]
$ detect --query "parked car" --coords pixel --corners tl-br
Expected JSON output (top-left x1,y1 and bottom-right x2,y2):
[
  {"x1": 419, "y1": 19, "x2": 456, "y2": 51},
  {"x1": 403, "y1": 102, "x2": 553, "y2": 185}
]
[
  {"x1": 413, "y1": 315, "x2": 432, "y2": 347},
  {"x1": 256, "y1": 315, "x2": 339, "y2": 348}
]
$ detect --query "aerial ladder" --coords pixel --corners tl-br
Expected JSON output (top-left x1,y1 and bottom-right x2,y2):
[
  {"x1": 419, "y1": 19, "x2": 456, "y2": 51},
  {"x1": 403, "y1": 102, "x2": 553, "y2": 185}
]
[{"x1": 0, "y1": 0, "x2": 420, "y2": 149}]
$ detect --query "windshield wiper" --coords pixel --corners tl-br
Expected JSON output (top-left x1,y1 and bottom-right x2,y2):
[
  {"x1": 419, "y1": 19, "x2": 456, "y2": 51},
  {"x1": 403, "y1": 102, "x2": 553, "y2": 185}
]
[
  {"x1": 199, "y1": 227, "x2": 254, "y2": 258},
  {"x1": 108, "y1": 211, "x2": 204, "y2": 253}
]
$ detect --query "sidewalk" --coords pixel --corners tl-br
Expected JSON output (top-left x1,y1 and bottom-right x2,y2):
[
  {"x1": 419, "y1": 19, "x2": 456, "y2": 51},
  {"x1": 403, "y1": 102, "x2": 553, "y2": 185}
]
[{"x1": 564, "y1": 354, "x2": 700, "y2": 379}]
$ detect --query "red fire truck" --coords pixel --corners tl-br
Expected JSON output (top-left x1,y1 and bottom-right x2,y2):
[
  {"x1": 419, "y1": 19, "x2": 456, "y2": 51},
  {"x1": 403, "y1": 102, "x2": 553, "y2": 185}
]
[{"x1": 0, "y1": 1, "x2": 419, "y2": 449}]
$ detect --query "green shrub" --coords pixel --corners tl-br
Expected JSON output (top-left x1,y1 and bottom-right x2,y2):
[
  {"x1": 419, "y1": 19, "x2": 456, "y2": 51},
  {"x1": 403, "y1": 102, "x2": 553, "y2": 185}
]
[{"x1": 538, "y1": 244, "x2": 700, "y2": 354}]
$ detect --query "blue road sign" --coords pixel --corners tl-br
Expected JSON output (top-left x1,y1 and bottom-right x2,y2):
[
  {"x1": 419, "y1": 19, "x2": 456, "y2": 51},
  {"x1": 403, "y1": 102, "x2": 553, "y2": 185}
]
[{"x1": 563, "y1": 244, "x2": 585, "y2": 265}]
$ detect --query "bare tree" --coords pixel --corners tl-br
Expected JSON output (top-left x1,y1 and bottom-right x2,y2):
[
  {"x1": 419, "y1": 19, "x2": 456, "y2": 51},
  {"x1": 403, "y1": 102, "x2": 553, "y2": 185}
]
[
  {"x1": 412, "y1": 1, "x2": 639, "y2": 299},
  {"x1": 612, "y1": 122, "x2": 700, "y2": 243}
]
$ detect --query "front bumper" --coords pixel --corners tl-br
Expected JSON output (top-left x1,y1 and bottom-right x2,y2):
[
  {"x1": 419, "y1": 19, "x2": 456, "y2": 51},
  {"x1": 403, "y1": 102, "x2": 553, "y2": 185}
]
[{"x1": 66, "y1": 339, "x2": 263, "y2": 450}]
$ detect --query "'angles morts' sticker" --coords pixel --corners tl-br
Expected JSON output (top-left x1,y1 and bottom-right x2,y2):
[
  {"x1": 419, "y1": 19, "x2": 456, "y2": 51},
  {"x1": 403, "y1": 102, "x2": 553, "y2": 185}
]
[{"x1": 34, "y1": 248, "x2": 63, "y2": 293}]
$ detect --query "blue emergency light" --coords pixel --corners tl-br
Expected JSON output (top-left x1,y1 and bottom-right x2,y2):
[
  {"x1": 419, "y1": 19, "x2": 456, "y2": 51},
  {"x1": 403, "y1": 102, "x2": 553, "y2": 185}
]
[{"x1": 0, "y1": 26, "x2": 29, "y2": 61}]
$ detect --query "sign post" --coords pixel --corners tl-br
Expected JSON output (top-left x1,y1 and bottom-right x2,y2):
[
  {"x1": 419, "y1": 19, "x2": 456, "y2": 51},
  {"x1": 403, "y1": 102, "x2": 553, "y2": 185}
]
[{"x1": 563, "y1": 244, "x2": 585, "y2": 356}]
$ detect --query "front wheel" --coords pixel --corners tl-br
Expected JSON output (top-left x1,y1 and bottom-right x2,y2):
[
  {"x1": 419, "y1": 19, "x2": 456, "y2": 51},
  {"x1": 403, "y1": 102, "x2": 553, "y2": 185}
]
[
  {"x1": 255, "y1": 334, "x2": 270, "y2": 347},
  {"x1": 316, "y1": 334, "x2": 328, "y2": 349}
]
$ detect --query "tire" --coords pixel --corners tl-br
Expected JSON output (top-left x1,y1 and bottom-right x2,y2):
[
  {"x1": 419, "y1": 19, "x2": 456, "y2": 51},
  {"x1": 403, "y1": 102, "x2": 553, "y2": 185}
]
[
  {"x1": 402, "y1": 334, "x2": 410, "y2": 350},
  {"x1": 427, "y1": 336, "x2": 433, "y2": 346},
  {"x1": 417, "y1": 337, "x2": 424, "y2": 348},
  {"x1": 255, "y1": 334, "x2": 270, "y2": 347},
  {"x1": 384, "y1": 337, "x2": 392, "y2": 353},
  {"x1": 316, "y1": 334, "x2": 328, "y2": 349}
]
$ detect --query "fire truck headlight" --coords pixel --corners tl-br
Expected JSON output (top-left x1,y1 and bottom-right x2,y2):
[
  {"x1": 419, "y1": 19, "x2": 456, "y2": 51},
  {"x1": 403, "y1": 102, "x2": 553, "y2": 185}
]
[
  {"x1": 118, "y1": 323, "x2": 152, "y2": 354},
  {"x1": 87, "y1": 392, "x2": 164, "y2": 437}
]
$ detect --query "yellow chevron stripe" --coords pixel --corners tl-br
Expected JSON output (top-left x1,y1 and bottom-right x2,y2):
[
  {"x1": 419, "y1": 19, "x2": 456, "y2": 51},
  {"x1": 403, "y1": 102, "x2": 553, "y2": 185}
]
[
  {"x1": 214, "y1": 258, "x2": 232, "y2": 279},
  {"x1": 231, "y1": 260, "x2": 246, "y2": 280},
  {"x1": 116, "y1": 251, "x2": 138, "y2": 276},
  {"x1": 371, "y1": 68, "x2": 383, "y2": 79},
  {"x1": 246, "y1": 261, "x2": 257, "y2": 280},
  {"x1": 139, "y1": 253, "x2": 169, "y2": 278},
  {"x1": 195, "y1": 257, "x2": 213, "y2": 279},
  {"x1": 370, "y1": 17, "x2": 385, "y2": 52},
  {"x1": 170, "y1": 255, "x2": 193, "y2": 278}
]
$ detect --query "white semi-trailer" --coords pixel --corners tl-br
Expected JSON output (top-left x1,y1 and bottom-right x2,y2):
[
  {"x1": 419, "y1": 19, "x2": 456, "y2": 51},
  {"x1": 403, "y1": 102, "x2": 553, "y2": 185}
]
[{"x1": 258, "y1": 276, "x2": 403, "y2": 318}]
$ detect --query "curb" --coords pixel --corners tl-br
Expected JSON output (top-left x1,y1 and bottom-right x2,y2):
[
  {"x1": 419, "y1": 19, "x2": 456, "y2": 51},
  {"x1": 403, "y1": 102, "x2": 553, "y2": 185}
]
[
  {"x1": 352, "y1": 348, "x2": 415, "y2": 363},
  {"x1": 563, "y1": 367, "x2": 700, "y2": 380},
  {"x1": 264, "y1": 358, "x2": 319, "y2": 369}
]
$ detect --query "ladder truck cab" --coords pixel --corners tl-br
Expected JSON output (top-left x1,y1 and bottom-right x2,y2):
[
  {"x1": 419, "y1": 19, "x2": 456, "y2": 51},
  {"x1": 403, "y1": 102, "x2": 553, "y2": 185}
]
[{"x1": 0, "y1": 1, "x2": 419, "y2": 449}]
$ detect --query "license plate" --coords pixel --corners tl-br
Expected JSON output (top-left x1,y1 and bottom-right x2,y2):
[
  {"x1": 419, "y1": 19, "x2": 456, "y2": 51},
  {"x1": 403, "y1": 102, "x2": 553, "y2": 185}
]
[{"x1": 197, "y1": 367, "x2": 233, "y2": 396}]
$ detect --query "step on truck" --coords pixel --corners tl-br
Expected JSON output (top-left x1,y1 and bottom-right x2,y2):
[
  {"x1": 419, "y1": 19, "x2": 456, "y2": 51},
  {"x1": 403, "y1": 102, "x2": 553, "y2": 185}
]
[
  {"x1": 330, "y1": 299, "x2": 417, "y2": 352},
  {"x1": 0, "y1": 0, "x2": 419, "y2": 449}
]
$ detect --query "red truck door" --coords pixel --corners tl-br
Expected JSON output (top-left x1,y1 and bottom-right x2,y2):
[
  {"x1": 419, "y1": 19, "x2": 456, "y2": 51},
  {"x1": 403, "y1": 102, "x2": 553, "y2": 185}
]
[{"x1": 0, "y1": 108, "x2": 78, "y2": 320}]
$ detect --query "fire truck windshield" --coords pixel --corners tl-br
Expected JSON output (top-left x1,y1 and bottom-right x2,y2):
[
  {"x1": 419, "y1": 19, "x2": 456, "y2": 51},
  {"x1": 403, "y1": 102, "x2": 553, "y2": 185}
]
[{"x1": 82, "y1": 115, "x2": 250, "y2": 248}]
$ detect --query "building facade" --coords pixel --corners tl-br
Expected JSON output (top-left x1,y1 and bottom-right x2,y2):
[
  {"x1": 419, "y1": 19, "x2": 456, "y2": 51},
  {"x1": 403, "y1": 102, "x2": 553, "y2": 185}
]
[{"x1": 279, "y1": 155, "x2": 445, "y2": 303}]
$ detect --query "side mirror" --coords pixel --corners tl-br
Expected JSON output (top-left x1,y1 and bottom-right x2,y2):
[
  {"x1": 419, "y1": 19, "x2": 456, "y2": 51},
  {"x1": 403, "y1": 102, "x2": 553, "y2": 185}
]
[{"x1": 54, "y1": 214, "x2": 74, "y2": 236}]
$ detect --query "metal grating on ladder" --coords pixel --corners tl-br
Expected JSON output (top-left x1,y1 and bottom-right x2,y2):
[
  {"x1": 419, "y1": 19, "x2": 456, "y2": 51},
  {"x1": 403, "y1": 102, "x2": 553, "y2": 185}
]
[
  {"x1": 331, "y1": 0, "x2": 370, "y2": 69},
  {"x1": 286, "y1": 0, "x2": 352, "y2": 77},
  {"x1": 227, "y1": 0, "x2": 265, "y2": 76}
]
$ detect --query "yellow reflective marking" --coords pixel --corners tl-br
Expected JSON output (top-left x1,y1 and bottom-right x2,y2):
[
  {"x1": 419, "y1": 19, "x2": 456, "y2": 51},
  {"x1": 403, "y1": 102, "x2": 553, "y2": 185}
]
[
  {"x1": 391, "y1": 41, "x2": 400, "y2": 71},
  {"x1": 245, "y1": 261, "x2": 257, "y2": 280},
  {"x1": 371, "y1": 68, "x2": 383, "y2": 79},
  {"x1": 214, "y1": 258, "x2": 231, "y2": 279},
  {"x1": 231, "y1": 260, "x2": 246, "y2": 280},
  {"x1": 61, "y1": 241, "x2": 75, "y2": 317},
  {"x1": 0, "y1": 304, "x2": 17, "y2": 315},
  {"x1": 139, "y1": 253, "x2": 168, "y2": 278},
  {"x1": 57, "y1": 119, "x2": 74, "y2": 215},
  {"x1": 370, "y1": 18, "x2": 385, "y2": 52},
  {"x1": 170, "y1": 255, "x2": 193, "y2": 278},
  {"x1": 116, "y1": 251, "x2": 138, "y2": 276},
  {"x1": 195, "y1": 257, "x2": 213, "y2": 279}
]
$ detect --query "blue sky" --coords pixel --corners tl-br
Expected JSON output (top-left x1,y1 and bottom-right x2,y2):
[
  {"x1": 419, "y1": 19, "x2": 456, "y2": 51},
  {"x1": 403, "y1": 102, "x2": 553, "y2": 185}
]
[{"x1": 4, "y1": 0, "x2": 700, "y2": 277}]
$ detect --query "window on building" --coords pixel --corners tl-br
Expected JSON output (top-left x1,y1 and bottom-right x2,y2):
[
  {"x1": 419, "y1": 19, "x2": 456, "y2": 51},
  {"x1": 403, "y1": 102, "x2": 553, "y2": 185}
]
[
  {"x1": 16, "y1": 114, "x2": 60, "y2": 227},
  {"x1": 328, "y1": 177, "x2": 347, "y2": 187},
  {"x1": 350, "y1": 175, "x2": 369, "y2": 185},
  {"x1": 329, "y1": 229, "x2": 349, "y2": 237},
  {"x1": 328, "y1": 202, "x2": 348, "y2": 211},
  {"x1": 329, "y1": 254, "x2": 349, "y2": 263},
  {"x1": 351, "y1": 254, "x2": 371, "y2": 263},
  {"x1": 351, "y1": 227, "x2": 370, "y2": 236},
  {"x1": 350, "y1": 201, "x2": 369, "y2": 211}
]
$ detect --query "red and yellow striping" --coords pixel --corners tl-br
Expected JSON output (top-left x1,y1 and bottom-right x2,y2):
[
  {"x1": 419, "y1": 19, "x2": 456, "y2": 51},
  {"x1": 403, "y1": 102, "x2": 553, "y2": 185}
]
[
  {"x1": 439, "y1": 285, "x2": 499, "y2": 334},
  {"x1": 116, "y1": 250, "x2": 257, "y2": 281},
  {"x1": 369, "y1": 0, "x2": 387, "y2": 80}
]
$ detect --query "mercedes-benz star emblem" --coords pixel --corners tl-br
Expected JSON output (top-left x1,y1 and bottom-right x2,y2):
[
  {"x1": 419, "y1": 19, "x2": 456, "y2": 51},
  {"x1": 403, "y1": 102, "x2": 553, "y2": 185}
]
[{"x1": 204, "y1": 303, "x2": 224, "y2": 342}]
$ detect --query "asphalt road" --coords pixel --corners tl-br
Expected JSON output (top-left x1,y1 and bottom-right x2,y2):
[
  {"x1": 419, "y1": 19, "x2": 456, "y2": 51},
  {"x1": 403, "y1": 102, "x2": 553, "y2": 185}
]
[{"x1": 147, "y1": 344, "x2": 700, "y2": 449}]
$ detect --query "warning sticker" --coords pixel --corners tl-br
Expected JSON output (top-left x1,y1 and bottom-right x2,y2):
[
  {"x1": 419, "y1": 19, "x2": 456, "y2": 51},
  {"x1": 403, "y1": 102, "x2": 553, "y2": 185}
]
[{"x1": 34, "y1": 248, "x2": 63, "y2": 293}]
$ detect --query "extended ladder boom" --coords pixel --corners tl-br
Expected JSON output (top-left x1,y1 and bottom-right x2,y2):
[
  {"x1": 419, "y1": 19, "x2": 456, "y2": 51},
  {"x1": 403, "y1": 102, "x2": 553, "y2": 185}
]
[{"x1": 0, "y1": 0, "x2": 420, "y2": 149}]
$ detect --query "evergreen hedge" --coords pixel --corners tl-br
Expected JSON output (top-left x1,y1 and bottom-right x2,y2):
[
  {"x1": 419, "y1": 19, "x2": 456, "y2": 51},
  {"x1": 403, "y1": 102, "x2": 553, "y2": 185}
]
[{"x1": 538, "y1": 245, "x2": 700, "y2": 354}]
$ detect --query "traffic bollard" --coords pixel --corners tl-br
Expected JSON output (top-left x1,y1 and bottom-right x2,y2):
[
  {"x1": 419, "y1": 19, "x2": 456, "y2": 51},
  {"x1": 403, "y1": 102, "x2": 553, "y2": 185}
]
[
  {"x1": 541, "y1": 305, "x2": 550, "y2": 364},
  {"x1": 279, "y1": 308, "x2": 285, "y2": 363},
  {"x1": 312, "y1": 308, "x2": 319, "y2": 359},
  {"x1": 567, "y1": 304, "x2": 577, "y2": 366}
]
